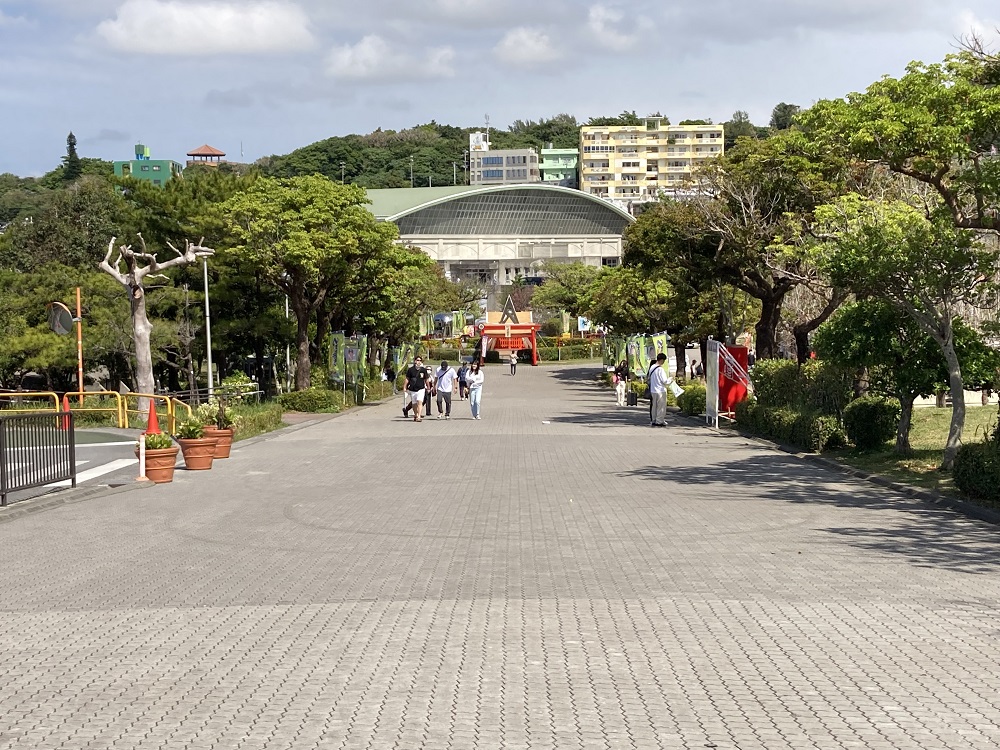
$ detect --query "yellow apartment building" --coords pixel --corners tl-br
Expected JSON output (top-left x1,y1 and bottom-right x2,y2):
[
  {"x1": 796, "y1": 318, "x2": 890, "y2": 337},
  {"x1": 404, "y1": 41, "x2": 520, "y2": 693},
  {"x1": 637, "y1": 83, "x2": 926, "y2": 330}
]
[{"x1": 579, "y1": 116, "x2": 724, "y2": 201}]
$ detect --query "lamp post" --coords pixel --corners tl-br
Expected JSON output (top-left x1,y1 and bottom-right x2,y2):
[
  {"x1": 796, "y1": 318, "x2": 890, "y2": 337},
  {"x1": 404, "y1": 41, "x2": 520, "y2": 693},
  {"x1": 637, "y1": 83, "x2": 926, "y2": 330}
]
[
  {"x1": 203, "y1": 258, "x2": 214, "y2": 399},
  {"x1": 340, "y1": 161, "x2": 345, "y2": 183},
  {"x1": 284, "y1": 294, "x2": 291, "y2": 392},
  {"x1": 410, "y1": 156, "x2": 414, "y2": 187},
  {"x1": 462, "y1": 149, "x2": 468, "y2": 184},
  {"x1": 453, "y1": 162, "x2": 457, "y2": 185}
]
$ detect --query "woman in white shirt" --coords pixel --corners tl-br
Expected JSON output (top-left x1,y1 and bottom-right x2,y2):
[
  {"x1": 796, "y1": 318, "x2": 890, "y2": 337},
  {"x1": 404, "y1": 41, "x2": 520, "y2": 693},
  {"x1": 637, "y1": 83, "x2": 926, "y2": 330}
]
[{"x1": 467, "y1": 361, "x2": 485, "y2": 419}]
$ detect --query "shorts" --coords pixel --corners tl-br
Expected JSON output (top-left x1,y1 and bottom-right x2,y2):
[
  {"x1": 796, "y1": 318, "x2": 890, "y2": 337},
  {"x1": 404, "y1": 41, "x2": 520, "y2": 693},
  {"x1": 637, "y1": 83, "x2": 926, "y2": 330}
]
[{"x1": 408, "y1": 389, "x2": 425, "y2": 404}]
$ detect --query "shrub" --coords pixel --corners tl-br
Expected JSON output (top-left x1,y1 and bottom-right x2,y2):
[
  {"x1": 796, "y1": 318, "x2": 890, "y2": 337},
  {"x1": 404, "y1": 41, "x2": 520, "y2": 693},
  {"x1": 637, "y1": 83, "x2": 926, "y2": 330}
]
[
  {"x1": 735, "y1": 397, "x2": 846, "y2": 452},
  {"x1": 629, "y1": 381, "x2": 648, "y2": 397},
  {"x1": 194, "y1": 399, "x2": 239, "y2": 429},
  {"x1": 278, "y1": 388, "x2": 341, "y2": 413},
  {"x1": 677, "y1": 382, "x2": 706, "y2": 416},
  {"x1": 142, "y1": 432, "x2": 174, "y2": 450},
  {"x1": 427, "y1": 348, "x2": 461, "y2": 362},
  {"x1": 175, "y1": 418, "x2": 205, "y2": 439},
  {"x1": 843, "y1": 396, "x2": 900, "y2": 450},
  {"x1": 217, "y1": 372, "x2": 256, "y2": 402},
  {"x1": 750, "y1": 359, "x2": 802, "y2": 407},
  {"x1": 231, "y1": 403, "x2": 284, "y2": 441},
  {"x1": 953, "y1": 442, "x2": 1000, "y2": 508}
]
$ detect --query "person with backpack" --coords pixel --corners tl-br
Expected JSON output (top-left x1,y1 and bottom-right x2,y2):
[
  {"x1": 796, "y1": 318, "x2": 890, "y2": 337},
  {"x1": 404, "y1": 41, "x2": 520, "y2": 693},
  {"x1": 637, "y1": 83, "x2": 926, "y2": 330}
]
[
  {"x1": 434, "y1": 360, "x2": 457, "y2": 419},
  {"x1": 509, "y1": 351, "x2": 518, "y2": 376},
  {"x1": 457, "y1": 361, "x2": 470, "y2": 400}
]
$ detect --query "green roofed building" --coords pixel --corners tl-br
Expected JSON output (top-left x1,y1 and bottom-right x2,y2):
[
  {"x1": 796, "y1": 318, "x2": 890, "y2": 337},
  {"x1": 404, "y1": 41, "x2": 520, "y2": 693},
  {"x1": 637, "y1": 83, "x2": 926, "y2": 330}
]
[{"x1": 365, "y1": 184, "x2": 634, "y2": 287}]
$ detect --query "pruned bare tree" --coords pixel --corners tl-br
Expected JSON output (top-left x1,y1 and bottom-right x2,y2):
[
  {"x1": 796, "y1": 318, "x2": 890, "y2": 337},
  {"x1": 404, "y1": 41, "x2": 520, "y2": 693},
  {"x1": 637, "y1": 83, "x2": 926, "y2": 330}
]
[{"x1": 99, "y1": 234, "x2": 213, "y2": 407}]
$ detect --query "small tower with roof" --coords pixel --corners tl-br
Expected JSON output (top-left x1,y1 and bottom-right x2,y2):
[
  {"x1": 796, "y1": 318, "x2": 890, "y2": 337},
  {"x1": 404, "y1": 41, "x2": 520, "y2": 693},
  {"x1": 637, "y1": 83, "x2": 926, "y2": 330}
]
[{"x1": 186, "y1": 144, "x2": 226, "y2": 168}]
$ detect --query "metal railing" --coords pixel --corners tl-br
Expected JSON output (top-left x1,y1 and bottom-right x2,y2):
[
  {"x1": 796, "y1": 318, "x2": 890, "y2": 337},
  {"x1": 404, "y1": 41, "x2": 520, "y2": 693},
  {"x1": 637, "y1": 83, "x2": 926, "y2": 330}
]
[
  {"x1": 0, "y1": 391, "x2": 60, "y2": 415},
  {"x1": 62, "y1": 391, "x2": 126, "y2": 428},
  {"x1": 1, "y1": 412, "x2": 76, "y2": 506}
]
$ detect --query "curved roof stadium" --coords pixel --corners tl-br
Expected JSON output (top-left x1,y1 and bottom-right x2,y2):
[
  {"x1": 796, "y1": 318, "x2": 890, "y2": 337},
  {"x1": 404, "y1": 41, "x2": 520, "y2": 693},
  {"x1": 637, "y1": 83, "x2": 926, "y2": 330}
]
[{"x1": 365, "y1": 185, "x2": 634, "y2": 287}]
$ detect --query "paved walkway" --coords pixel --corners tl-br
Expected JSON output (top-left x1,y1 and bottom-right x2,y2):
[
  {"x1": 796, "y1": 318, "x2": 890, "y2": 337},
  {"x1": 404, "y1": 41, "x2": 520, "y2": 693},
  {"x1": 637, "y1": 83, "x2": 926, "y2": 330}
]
[{"x1": 3, "y1": 364, "x2": 1000, "y2": 750}]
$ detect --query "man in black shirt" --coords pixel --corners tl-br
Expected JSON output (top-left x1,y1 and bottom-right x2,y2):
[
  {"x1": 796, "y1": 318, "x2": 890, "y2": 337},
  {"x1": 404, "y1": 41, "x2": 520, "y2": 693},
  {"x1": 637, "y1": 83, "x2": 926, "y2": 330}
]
[{"x1": 403, "y1": 356, "x2": 429, "y2": 422}]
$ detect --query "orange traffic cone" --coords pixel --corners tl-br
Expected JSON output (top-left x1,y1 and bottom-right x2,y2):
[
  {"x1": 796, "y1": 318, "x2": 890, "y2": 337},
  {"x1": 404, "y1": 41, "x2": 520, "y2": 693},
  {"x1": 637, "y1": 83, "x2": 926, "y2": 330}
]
[
  {"x1": 60, "y1": 394, "x2": 71, "y2": 431},
  {"x1": 145, "y1": 400, "x2": 161, "y2": 435}
]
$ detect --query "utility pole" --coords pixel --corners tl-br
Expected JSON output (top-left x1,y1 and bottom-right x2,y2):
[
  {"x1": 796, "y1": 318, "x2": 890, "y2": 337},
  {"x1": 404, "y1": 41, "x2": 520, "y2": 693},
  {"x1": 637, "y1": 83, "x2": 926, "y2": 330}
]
[
  {"x1": 203, "y1": 259, "x2": 214, "y2": 399},
  {"x1": 453, "y1": 162, "x2": 457, "y2": 185},
  {"x1": 340, "y1": 161, "x2": 345, "y2": 183},
  {"x1": 410, "y1": 156, "x2": 414, "y2": 187}
]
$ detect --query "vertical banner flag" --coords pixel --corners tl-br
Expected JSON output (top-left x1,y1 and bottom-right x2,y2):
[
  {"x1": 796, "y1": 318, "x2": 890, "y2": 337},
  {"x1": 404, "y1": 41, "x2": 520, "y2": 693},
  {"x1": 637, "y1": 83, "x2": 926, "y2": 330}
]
[
  {"x1": 390, "y1": 347, "x2": 402, "y2": 372},
  {"x1": 330, "y1": 332, "x2": 346, "y2": 383},
  {"x1": 345, "y1": 343, "x2": 360, "y2": 383},
  {"x1": 652, "y1": 333, "x2": 670, "y2": 358},
  {"x1": 357, "y1": 335, "x2": 368, "y2": 379},
  {"x1": 627, "y1": 337, "x2": 642, "y2": 378}
]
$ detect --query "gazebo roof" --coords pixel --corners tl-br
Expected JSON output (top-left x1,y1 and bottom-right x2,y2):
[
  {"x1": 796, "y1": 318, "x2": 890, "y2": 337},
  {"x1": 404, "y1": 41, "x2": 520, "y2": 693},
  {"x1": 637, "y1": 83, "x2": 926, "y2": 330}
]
[{"x1": 186, "y1": 144, "x2": 226, "y2": 157}]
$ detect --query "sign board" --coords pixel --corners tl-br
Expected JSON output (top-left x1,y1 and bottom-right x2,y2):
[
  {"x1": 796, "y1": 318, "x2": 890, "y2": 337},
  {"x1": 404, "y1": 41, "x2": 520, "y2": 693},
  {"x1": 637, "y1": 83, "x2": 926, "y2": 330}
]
[
  {"x1": 47, "y1": 302, "x2": 73, "y2": 336},
  {"x1": 577, "y1": 316, "x2": 591, "y2": 332},
  {"x1": 469, "y1": 132, "x2": 489, "y2": 152}
]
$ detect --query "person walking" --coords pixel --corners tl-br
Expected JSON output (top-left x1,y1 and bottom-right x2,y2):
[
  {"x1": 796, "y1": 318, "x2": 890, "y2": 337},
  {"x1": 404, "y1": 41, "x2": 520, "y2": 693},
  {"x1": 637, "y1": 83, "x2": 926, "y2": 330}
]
[
  {"x1": 509, "y1": 351, "x2": 518, "y2": 376},
  {"x1": 403, "y1": 356, "x2": 429, "y2": 422},
  {"x1": 423, "y1": 366, "x2": 435, "y2": 416},
  {"x1": 467, "y1": 361, "x2": 485, "y2": 419},
  {"x1": 434, "y1": 360, "x2": 457, "y2": 419},
  {"x1": 457, "y1": 361, "x2": 470, "y2": 400},
  {"x1": 648, "y1": 353, "x2": 670, "y2": 426},
  {"x1": 614, "y1": 359, "x2": 629, "y2": 407}
]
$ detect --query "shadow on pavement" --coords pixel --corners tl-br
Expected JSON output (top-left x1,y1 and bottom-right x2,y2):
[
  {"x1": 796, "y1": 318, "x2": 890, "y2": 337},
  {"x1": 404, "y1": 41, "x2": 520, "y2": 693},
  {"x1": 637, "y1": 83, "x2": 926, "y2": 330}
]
[{"x1": 620, "y1": 454, "x2": 1000, "y2": 574}]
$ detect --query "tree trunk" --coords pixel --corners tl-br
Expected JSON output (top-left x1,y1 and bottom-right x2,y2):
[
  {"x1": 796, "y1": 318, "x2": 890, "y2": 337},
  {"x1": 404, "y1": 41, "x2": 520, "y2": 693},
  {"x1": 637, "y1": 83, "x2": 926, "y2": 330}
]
[
  {"x1": 895, "y1": 393, "x2": 916, "y2": 455},
  {"x1": 673, "y1": 343, "x2": 687, "y2": 380},
  {"x1": 313, "y1": 308, "x2": 331, "y2": 367},
  {"x1": 792, "y1": 289, "x2": 847, "y2": 365},
  {"x1": 755, "y1": 296, "x2": 783, "y2": 360},
  {"x1": 295, "y1": 305, "x2": 312, "y2": 391},
  {"x1": 941, "y1": 331, "x2": 965, "y2": 470},
  {"x1": 131, "y1": 289, "x2": 155, "y2": 412}
]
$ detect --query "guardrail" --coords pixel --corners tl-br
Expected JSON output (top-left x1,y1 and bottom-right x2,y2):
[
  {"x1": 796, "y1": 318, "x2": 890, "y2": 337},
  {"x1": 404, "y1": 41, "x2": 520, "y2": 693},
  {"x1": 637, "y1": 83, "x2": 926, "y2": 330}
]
[
  {"x1": 62, "y1": 391, "x2": 126, "y2": 428},
  {"x1": 1, "y1": 412, "x2": 76, "y2": 506},
  {"x1": 122, "y1": 393, "x2": 177, "y2": 433},
  {"x1": 0, "y1": 391, "x2": 60, "y2": 415}
]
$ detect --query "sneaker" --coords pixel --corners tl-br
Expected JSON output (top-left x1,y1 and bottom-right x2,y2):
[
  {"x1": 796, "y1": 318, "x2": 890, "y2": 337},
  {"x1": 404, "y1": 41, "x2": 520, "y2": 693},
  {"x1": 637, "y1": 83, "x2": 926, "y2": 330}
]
[
  {"x1": 445, "y1": 415, "x2": 451, "y2": 420},
  {"x1": 436, "y1": 414, "x2": 442, "y2": 419},
  {"x1": 403, "y1": 408, "x2": 408, "y2": 418}
]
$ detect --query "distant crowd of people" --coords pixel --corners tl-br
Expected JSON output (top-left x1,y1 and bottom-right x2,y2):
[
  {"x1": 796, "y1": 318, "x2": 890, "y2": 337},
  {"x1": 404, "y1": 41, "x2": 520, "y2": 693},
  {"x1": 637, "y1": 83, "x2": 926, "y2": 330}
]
[{"x1": 396, "y1": 356, "x2": 484, "y2": 422}]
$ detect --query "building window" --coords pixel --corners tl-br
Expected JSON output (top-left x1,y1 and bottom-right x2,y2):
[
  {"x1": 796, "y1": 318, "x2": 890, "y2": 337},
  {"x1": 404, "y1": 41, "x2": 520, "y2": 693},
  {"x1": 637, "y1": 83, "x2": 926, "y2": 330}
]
[
  {"x1": 621, "y1": 161, "x2": 640, "y2": 168},
  {"x1": 602, "y1": 257, "x2": 620, "y2": 267},
  {"x1": 483, "y1": 169, "x2": 503, "y2": 179},
  {"x1": 152, "y1": 165, "x2": 161, "y2": 171},
  {"x1": 141, "y1": 165, "x2": 150, "y2": 171},
  {"x1": 483, "y1": 156, "x2": 503, "y2": 166},
  {"x1": 153, "y1": 180, "x2": 162, "y2": 185}
]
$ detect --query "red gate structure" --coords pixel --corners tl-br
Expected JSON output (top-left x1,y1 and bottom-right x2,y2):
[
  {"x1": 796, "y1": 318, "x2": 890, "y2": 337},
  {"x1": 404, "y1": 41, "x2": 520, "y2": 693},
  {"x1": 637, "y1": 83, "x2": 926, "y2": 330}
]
[{"x1": 480, "y1": 322, "x2": 543, "y2": 365}]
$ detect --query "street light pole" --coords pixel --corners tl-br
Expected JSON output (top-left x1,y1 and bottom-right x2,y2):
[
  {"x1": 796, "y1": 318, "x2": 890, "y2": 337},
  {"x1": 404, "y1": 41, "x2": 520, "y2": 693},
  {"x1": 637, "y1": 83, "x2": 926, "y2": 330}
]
[
  {"x1": 340, "y1": 161, "x2": 345, "y2": 183},
  {"x1": 453, "y1": 162, "x2": 457, "y2": 185},
  {"x1": 284, "y1": 294, "x2": 291, "y2": 392},
  {"x1": 203, "y1": 258, "x2": 214, "y2": 399},
  {"x1": 410, "y1": 156, "x2": 414, "y2": 187}
]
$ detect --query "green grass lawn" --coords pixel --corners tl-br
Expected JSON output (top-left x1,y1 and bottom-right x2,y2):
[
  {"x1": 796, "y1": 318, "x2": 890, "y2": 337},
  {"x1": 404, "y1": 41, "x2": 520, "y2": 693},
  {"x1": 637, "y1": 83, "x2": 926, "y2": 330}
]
[{"x1": 823, "y1": 405, "x2": 998, "y2": 496}]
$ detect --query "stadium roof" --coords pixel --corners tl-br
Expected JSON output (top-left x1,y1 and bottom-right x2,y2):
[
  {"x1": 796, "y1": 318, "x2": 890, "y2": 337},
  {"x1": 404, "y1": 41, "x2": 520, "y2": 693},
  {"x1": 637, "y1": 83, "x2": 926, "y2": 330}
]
[{"x1": 365, "y1": 184, "x2": 634, "y2": 236}]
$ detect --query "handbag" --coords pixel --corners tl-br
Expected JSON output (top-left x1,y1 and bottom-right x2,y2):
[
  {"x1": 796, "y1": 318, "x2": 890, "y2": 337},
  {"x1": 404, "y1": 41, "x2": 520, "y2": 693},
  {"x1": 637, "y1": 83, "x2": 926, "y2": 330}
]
[{"x1": 612, "y1": 374, "x2": 619, "y2": 384}]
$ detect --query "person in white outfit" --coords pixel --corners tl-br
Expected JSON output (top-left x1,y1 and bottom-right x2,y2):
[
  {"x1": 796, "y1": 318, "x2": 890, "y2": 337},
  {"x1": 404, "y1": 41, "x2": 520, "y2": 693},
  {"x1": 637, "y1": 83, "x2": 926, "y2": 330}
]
[
  {"x1": 467, "y1": 361, "x2": 485, "y2": 419},
  {"x1": 648, "y1": 353, "x2": 671, "y2": 426}
]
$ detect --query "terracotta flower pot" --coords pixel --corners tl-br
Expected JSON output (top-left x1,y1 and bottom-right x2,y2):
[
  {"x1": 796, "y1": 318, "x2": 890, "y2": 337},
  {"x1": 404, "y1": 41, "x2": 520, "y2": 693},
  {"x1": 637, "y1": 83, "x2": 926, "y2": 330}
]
[
  {"x1": 134, "y1": 446, "x2": 180, "y2": 484},
  {"x1": 177, "y1": 437, "x2": 218, "y2": 470},
  {"x1": 202, "y1": 426, "x2": 234, "y2": 458}
]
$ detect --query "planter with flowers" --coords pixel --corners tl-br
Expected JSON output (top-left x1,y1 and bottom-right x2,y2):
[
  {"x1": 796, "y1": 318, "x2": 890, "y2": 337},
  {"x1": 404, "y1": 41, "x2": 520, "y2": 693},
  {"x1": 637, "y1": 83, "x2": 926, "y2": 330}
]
[
  {"x1": 196, "y1": 398, "x2": 237, "y2": 459},
  {"x1": 135, "y1": 432, "x2": 179, "y2": 483},
  {"x1": 175, "y1": 419, "x2": 218, "y2": 470}
]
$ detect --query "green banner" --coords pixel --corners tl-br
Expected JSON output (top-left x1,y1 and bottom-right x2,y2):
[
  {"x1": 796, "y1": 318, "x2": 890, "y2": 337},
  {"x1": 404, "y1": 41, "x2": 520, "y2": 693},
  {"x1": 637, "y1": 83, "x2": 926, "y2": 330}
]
[
  {"x1": 330, "y1": 332, "x2": 346, "y2": 383},
  {"x1": 357, "y1": 335, "x2": 368, "y2": 380},
  {"x1": 652, "y1": 333, "x2": 670, "y2": 358}
]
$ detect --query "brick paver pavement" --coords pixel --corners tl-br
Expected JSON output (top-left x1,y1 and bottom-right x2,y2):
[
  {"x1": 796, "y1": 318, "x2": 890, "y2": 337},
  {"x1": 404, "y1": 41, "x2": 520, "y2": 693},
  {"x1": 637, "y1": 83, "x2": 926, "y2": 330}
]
[{"x1": 3, "y1": 363, "x2": 1000, "y2": 749}]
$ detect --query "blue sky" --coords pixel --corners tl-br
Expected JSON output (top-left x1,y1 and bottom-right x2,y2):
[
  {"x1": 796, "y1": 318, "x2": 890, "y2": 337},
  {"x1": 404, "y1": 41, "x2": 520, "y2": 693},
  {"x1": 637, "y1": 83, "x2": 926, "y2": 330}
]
[{"x1": 1, "y1": 0, "x2": 997, "y2": 176}]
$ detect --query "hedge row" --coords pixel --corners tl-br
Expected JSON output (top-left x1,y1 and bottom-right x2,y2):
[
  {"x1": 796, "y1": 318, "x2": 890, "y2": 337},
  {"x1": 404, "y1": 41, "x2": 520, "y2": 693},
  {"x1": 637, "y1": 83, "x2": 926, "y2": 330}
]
[
  {"x1": 953, "y1": 442, "x2": 1000, "y2": 509},
  {"x1": 735, "y1": 398, "x2": 846, "y2": 453}
]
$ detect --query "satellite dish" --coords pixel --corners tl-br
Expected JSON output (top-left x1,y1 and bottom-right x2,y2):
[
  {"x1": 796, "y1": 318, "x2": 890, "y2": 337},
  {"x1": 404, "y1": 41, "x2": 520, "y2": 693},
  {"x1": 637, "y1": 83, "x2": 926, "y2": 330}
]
[{"x1": 47, "y1": 302, "x2": 74, "y2": 336}]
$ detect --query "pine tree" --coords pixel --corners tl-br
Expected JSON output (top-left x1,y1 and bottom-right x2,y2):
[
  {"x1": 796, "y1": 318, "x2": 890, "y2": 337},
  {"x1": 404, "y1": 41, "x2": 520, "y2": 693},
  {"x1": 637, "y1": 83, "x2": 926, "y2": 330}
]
[{"x1": 63, "y1": 132, "x2": 82, "y2": 182}]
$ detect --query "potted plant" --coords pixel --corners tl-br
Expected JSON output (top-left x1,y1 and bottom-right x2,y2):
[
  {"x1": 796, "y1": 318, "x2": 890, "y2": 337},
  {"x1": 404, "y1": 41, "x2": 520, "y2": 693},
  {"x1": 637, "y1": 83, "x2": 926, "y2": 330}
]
[
  {"x1": 135, "y1": 432, "x2": 179, "y2": 484},
  {"x1": 199, "y1": 398, "x2": 236, "y2": 459},
  {"x1": 175, "y1": 418, "x2": 218, "y2": 471}
]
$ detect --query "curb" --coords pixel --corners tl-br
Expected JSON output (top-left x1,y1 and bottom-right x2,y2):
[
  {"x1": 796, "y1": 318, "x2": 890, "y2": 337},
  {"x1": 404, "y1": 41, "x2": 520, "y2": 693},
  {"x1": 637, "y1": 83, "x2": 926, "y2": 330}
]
[
  {"x1": 683, "y1": 412, "x2": 1000, "y2": 528},
  {"x1": 0, "y1": 481, "x2": 155, "y2": 525}
]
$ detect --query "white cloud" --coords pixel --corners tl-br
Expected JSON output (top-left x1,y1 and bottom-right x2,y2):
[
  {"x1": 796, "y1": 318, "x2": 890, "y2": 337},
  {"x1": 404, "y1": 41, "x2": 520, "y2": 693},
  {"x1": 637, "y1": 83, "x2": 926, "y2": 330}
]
[
  {"x1": 953, "y1": 9, "x2": 1000, "y2": 40},
  {"x1": 493, "y1": 27, "x2": 562, "y2": 68},
  {"x1": 0, "y1": 9, "x2": 31, "y2": 26},
  {"x1": 326, "y1": 35, "x2": 455, "y2": 82},
  {"x1": 587, "y1": 5, "x2": 636, "y2": 52},
  {"x1": 96, "y1": 0, "x2": 314, "y2": 55}
]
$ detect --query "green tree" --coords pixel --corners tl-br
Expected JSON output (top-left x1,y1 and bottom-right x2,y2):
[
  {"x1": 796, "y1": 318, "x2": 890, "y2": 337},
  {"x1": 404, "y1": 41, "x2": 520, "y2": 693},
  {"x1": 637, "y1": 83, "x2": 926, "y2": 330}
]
[
  {"x1": 223, "y1": 175, "x2": 399, "y2": 390},
  {"x1": 584, "y1": 266, "x2": 676, "y2": 334},
  {"x1": 815, "y1": 194, "x2": 1000, "y2": 468},
  {"x1": 529, "y1": 261, "x2": 603, "y2": 317},
  {"x1": 801, "y1": 55, "x2": 1000, "y2": 230},
  {"x1": 723, "y1": 110, "x2": 757, "y2": 150},
  {"x1": 63, "y1": 132, "x2": 82, "y2": 183},
  {"x1": 769, "y1": 103, "x2": 800, "y2": 130}
]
